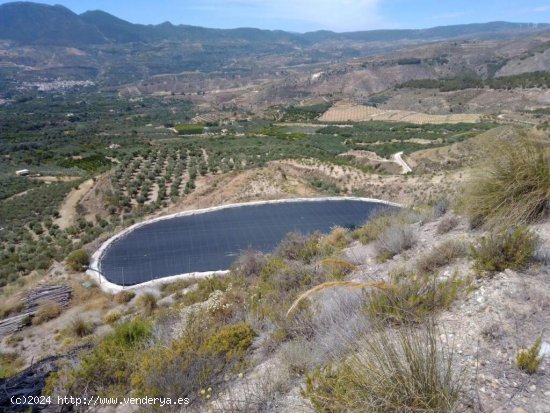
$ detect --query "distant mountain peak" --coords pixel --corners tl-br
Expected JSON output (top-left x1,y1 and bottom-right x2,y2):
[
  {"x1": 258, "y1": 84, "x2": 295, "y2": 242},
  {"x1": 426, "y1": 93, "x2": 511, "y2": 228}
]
[{"x1": 0, "y1": 1, "x2": 548, "y2": 47}]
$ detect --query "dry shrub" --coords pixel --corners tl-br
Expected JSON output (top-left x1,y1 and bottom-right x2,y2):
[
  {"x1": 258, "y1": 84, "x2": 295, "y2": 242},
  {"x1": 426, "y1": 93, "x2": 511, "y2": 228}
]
[
  {"x1": 437, "y1": 216, "x2": 459, "y2": 234},
  {"x1": 114, "y1": 290, "x2": 136, "y2": 304},
  {"x1": 103, "y1": 310, "x2": 122, "y2": 325},
  {"x1": 159, "y1": 280, "x2": 194, "y2": 297},
  {"x1": 280, "y1": 338, "x2": 315, "y2": 375},
  {"x1": 461, "y1": 136, "x2": 550, "y2": 227},
  {"x1": 534, "y1": 244, "x2": 550, "y2": 265},
  {"x1": 352, "y1": 208, "x2": 420, "y2": 245},
  {"x1": 72, "y1": 280, "x2": 111, "y2": 310},
  {"x1": 301, "y1": 288, "x2": 371, "y2": 365},
  {"x1": 416, "y1": 239, "x2": 468, "y2": 274},
  {"x1": 136, "y1": 293, "x2": 157, "y2": 316},
  {"x1": 0, "y1": 298, "x2": 25, "y2": 319},
  {"x1": 32, "y1": 300, "x2": 62, "y2": 325},
  {"x1": 304, "y1": 322, "x2": 462, "y2": 413},
  {"x1": 319, "y1": 258, "x2": 356, "y2": 280},
  {"x1": 0, "y1": 352, "x2": 24, "y2": 378},
  {"x1": 212, "y1": 371, "x2": 291, "y2": 413},
  {"x1": 70, "y1": 317, "x2": 94, "y2": 337},
  {"x1": 230, "y1": 249, "x2": 267, "y2": 277},
  {"x1": 320, "y1": 227, "x2": 349, "y2": 251},
  {"x1": 375, "y1": 223, "x2": 418, "y2": 261},
  {"x1": 276, "y1": 232, "x2": 320, "y2": 263}
]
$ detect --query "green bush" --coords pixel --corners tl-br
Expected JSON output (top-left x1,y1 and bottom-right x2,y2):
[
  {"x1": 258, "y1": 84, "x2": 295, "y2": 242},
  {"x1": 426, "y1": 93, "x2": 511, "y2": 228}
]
[
  {"x1": 66, "y1": 249, "x2": 89, "y2": 272},
  {"x1": 471, "y1": 226, "x2": 538, "y2": 274},
  {"x1": 201, "y1": 323, "x2": 256, "y2": 362},
  {"x1": 179, "y1": 276, "x2": 231, "y2": 307},
  {"x1": 516, "y1": 337, "x2": 543, "y2": 375},
  {"x1": 52, "y1": 319, "x2": 151, "y2": 398},
  {"x1": 132, "y1": 320, "x2": 255, "y2": 402},
  {"x1": 304, "y1": 323, "x2": 462, "y2": 413},
  {"x1": 175, "y1": 123, "x2": 204, "y2": 135},
  {"x1": 366, "y1": 270, "x2": 463, "y2": 324},
  {"x1": 461, "y1": 136, "x2": 550, "y2": 227}
]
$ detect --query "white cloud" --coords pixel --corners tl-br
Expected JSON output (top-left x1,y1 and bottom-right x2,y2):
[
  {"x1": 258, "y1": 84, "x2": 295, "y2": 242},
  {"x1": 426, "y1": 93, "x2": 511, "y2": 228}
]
[
  {"x1": 533, "y1": 5, "x2": 550, "y2": 12},
  {"x1": 189, "y1": 0, "x2": 384, "y2": 31}
]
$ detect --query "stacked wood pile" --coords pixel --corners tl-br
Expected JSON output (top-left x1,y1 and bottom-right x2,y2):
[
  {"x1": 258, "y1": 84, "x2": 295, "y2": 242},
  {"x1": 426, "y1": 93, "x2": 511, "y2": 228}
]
[
  {"x1": 24, "y1": 284, "x2": 71, "y2": 313},
  {"x1": 0, "y1": 284, "x2": 71, "y2": 338},
  {"x1": 0, "y1": 314, "x2": 31, "y2": 338}
]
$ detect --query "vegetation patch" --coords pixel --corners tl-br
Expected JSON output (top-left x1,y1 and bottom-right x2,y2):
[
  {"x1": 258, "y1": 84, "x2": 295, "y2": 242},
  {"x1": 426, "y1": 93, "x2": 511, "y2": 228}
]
[
  {"x1": 304, "y1": 323, "x2": 462, "y2": 413},
  {"x1": 66, "y1": 249, "x2": 89, "y2": 272},
  {"x1": 516, "y1": 337, "x2": 543, "y2": 375},
  {"x1": 416, "y1": 239, "x2": 468, "y2": 274},
  {"x1": 58, "y1": 154, "x2": 112, "y2": 172},
  {"x1": 399, "y1": 71, "x2": 550, "y2": 91},
  {"x1": 174, "y1": 123, "x2": 205, "y2": 135},
  {"x1": 49, "y1": 319, "x2": 152, "y2": 398},
  {"x1": 461, "y1": 135, "x2": 549, "y2": 227},
  {"x1": 0, "y1": 352, "x2": 24, "y2": 379},
  {"x1": 366, "y1": 269, "x2": 463, "y2": 324},
  {"x1": 471, "y1": 226, "x2": 538, "y2": 274}
]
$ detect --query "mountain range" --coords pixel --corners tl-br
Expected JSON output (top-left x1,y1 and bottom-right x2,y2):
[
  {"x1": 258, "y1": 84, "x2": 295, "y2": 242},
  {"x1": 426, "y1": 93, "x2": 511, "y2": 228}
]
[{"x1": 1, "y1": 1, "x2": 549, "y2": 47}]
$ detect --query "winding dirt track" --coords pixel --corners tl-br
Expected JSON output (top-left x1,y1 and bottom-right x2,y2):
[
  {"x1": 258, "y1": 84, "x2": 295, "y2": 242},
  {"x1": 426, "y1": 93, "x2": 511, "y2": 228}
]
[
  {"x1": 54, "y1": 179, "x2": 94, "y2": 229},
  {"x1": 391, "y1": 151, "x2": 413, "y2": 174}
]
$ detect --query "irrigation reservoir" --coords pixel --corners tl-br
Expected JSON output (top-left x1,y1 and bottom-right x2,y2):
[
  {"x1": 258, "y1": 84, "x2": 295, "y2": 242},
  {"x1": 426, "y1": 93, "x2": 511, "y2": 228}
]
[{"x1": 91, "y1": 198, "x2": 398, "y2": 288}]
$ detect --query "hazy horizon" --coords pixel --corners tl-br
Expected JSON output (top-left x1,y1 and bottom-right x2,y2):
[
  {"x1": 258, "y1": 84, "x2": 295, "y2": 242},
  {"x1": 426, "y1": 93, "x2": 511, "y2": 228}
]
[{"x1": 1, "y1": 0, "x2": 549, "y2": 32}]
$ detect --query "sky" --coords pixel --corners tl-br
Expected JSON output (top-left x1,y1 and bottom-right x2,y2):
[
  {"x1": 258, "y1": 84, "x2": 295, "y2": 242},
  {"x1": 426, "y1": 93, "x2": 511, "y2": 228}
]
[{"x1": 2, "y1": 0, "x2": 550, "y2": 32}]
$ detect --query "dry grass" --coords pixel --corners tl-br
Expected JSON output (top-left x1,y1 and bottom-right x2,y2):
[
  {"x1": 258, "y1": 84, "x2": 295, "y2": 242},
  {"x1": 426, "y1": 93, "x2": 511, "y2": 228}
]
[
  {"x1": 375, "y1": 223, "x2": 418, "y2": 261},
  {"x1": 304, "y1": 322, "x2": 463, "y2": 413},
  {"x1": 287, "y1": 281, "x2": 393, "y2": 316},
  {"x1": 0, "y1": 352, "x2": 24, "y2": 378},
  {"x1": 114, "y1": 290, "x2": 136, "y2": 304},
  {"x1": 137, "y1": 293, "x2": 157, "y2": 316},
  {"x1": 70, "y1": 317, "x2": 94, "y2": 337},
  {"x1": 415, "y1": 239, "x2": 468, "y2": 274},
  {"x1": 319, "y1": 258, "x2": 357, "y2": 280},
  {"x1": 320, "y1": 227, "x2": 349, "y2": 250},
  {"x1": 103, "y1": 310, "x2": 122, "y2": 325},
  {"x1": 0, "y1": 297, "x2": 25, "y2": 319},
  {"x1": 436, "y1": 216, "x2": 459, "y2": 234},
  {"x1": 71, "y1": 280, "x2": 112, "y2": 310},
  {"x1": 32, "y1": 300, "x2": 62, "y2": 325},
  {"x1": 461, "y1": 135, "x2": 550, "y2": 227}
]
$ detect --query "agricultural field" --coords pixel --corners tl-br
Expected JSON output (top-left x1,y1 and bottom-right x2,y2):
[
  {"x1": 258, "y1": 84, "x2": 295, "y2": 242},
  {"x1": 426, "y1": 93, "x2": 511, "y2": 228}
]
[
  {"x1": 0, "y1": 89, "x2": 497, "y2": 288},
  {"x1": 319, "y1": 102, "x2": 484, "y2": 124}
]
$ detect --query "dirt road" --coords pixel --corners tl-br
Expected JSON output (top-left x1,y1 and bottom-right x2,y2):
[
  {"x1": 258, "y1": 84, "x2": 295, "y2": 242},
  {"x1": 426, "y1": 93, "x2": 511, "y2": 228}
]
[
  {"x1": 391, "y1": 152, "x2": 413, "y2": 174},
  {"x1": 55, "y1": 179, "x2": 94, "y2": 229}
]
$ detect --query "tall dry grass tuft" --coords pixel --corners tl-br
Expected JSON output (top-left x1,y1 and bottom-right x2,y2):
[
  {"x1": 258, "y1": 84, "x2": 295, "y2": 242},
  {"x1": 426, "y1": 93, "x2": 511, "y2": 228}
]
[
  {"x1": 304, "y1": 322, "x2": 463, "y2": 413},
  {"x1": 287, "y1": 281, "x2": 392, "y2": 316},
  {"x1": 461, "y1": 135, "x2": 550, "y2": 227}
]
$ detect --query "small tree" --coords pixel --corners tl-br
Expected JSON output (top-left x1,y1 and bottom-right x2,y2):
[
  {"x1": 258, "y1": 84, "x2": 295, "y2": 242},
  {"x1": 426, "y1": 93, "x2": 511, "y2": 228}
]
[{"x1": 66, "y1": 249, "x2": 89, "y2": 272}]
